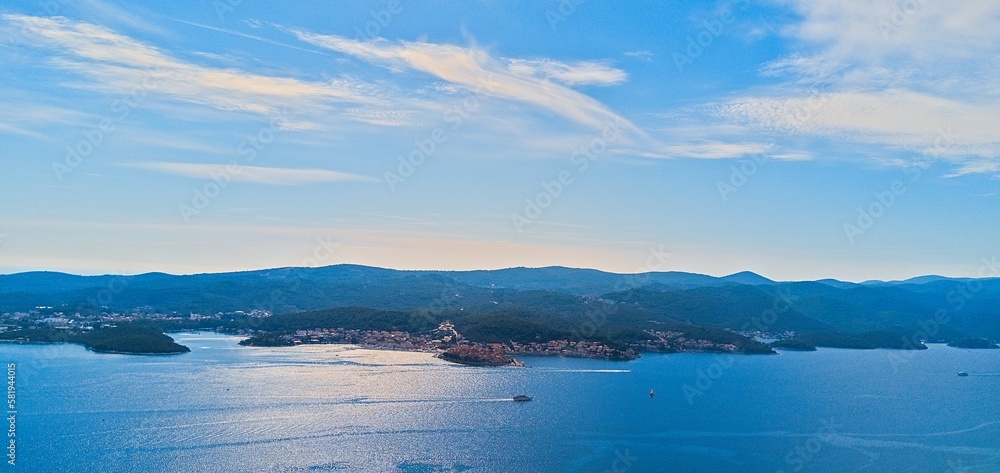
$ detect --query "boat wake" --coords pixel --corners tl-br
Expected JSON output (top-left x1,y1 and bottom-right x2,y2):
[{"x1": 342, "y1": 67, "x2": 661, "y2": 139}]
[{"x1": 533, "y1": 368, "x2": 631, "y2": 373}]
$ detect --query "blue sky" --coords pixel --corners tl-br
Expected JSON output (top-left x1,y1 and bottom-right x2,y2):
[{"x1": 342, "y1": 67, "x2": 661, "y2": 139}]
[{"x1": 1, "y1": 0, "x2": 999, "y2": 281}]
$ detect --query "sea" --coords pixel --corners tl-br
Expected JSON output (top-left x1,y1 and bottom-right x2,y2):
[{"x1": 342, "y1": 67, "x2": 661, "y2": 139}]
[{"x1": 2, "y1": 332, "x2": 998, "y2": 472}]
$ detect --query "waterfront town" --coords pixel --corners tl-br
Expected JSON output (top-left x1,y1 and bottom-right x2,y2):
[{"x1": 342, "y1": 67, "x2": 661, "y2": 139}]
[
  {"x1": 1, "y1": 308, "x2": 767, "y2": 364},
  {"x1": 240, "y1": 321, "x2": 643, "y2": 362}
]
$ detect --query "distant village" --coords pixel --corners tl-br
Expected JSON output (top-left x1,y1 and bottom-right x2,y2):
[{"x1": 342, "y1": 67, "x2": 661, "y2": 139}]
[
  {"x1": 1, "y1": 308, "x2": 783, "y2": 361},
  {"x1": 270, "y1": 322, "x2": 642, "y2": 361},
  {"x1": 248, "y1": 322, "x2": 770, "y2": 362},
  {"x1": 0, "y1": 307, "x2": 235, "y2": 335}
]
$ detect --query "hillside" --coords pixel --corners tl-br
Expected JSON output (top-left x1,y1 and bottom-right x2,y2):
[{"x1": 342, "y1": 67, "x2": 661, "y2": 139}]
[{"x1": 2, "y1": 264, "x2": 998, "y2": 345}]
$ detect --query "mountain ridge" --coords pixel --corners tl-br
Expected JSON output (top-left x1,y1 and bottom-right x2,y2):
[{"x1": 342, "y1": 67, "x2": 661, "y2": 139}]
[{"x1": 2, "y1": 264, "x2": 997, "y2": 345}]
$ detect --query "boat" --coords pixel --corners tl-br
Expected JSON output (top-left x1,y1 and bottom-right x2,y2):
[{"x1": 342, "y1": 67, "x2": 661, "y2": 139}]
[
  {"x1": 512, "y1": 394, "x2": 532, "y2": 402},
  {"x1": 649, "y1": 389, "x2": 655, "y2": 397},
  {"x1": 958, "y1": 371, "x2": 969, "y2": 377}
]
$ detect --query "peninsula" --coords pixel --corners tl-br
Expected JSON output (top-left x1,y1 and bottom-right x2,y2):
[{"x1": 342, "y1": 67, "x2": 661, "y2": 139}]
[
  {"x1": 2, "y1": 265, "x2": 998, "y2": 361},
  {"x1": 0, "y1": 323, "x2": 189, "y2": 355}
]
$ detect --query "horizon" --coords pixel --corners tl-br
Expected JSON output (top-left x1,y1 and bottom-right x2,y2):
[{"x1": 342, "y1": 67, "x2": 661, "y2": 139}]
[
  {"x1": 2, "y1": 261, "x2": 995, "y2": 285},
  {"x1": 2, "y1": 1, "x2": 1000, "y2": 283}
]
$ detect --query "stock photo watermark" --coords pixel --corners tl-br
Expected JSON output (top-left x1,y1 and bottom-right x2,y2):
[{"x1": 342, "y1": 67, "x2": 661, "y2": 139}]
[
  {"x1": 843, "y1": 126, "x2": 956, "y2": 244},
  {"x1": 4, "y1": 0, "x2": 68, "y2": 46},
  {"x1": 5, "y1": 362, "x2": 15, "y2": 467},
  {"x1": 887, "y1": 254, "x2": 1000, "y2": 372},
  {"x1": 716, "y1": 145, "x2": 772, "y2": 201},
  {"x1": 878, "y1": 0, "x2": 933, "y2": 39},
  {"x1": 546, "y1": 0, "x2": 587, "y2": 31},
  {"x1": 511, "y1": 118, "x2": 626, "y2": 232},
  {"x1": 178, "y1": 112, "x2": 287, "y2": 222},
  {"x1": 599, "y1": 449, "x2": 637, "y2": 473},
  {"x1": 673, "y1": 0, "x2": 749, "y2": 72},
  {"x1": 52, "y1": 68, "x2": 163, "y2": 182},
  {"x1": 384, "y1": 74, "x2": 497, "y2": 192},
  {"x1": 682, "y1": 288, "x2": 796, "y2": 404},
  {"x1": 571, "y1": 245, "x2": 672, "y2": 340},
  {"x1": 776, "y1": 418, "x2": 842, "y2": 473},
  {"x1": 249, "y1": 235, "x2": 342, "y2": 318}
]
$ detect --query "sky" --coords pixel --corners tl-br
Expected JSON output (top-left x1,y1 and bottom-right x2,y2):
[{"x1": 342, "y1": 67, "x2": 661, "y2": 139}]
[{"x1": 1, "y1": 0, "x2": 999, "y2": 282}]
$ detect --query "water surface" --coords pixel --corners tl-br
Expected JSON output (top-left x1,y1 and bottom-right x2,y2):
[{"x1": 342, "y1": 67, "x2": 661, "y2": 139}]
[{"x1": 4, "y1": 333, "x2": 998, "y2": 472}]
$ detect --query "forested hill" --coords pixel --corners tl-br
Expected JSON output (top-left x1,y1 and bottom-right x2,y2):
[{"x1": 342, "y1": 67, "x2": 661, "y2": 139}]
[{"x1": 2, "y1": 264, "x2": 998, "y2": 344}]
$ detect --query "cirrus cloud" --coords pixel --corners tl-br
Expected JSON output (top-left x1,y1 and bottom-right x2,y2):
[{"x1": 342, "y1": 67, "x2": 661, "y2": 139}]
[{"x1": 123, "y1": 162, "x2": 378, "y2": 185}]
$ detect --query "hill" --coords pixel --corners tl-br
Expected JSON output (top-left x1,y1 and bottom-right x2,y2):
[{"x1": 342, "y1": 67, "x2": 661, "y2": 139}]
[{"x1": 1, "y1": 264, "x2": 998, "y2": 346}]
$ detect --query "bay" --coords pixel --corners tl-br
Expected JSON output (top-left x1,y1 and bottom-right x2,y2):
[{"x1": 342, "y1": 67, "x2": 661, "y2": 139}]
[{"x1": 3, "y1": 332, "x2": 998, "y2": 472}]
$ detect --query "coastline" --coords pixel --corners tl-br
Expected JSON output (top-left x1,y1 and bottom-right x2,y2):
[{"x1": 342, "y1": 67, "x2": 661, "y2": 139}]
[
  {"x1": 0, "y1": 339, "x2": 189, "y2": 355},
  {"x1": 87, "y1": 347, "x2": 190, "y2": 355},
  {"x1": 7, "y1": 330, "x2": 995, "y2": 362},
  {"x1": 233, "y1": 333, "x2": 1000, "y2": 364}
]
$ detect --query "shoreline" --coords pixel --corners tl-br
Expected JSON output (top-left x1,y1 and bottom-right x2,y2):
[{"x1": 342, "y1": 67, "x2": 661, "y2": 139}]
[
  {"x1": 233, "y1": 336, "x2": 997, "y2": 361},
  {"x1": 0, "y1": 339, "x2": 190, "y2": 355},
  {"x1": 7, "y1": 331, "x2": 996, "y2": 361}
]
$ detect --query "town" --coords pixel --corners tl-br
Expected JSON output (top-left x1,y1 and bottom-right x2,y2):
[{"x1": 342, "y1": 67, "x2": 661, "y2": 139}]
[{"x1": 1, "y1": 308, "x2": 773, "y2": 362}]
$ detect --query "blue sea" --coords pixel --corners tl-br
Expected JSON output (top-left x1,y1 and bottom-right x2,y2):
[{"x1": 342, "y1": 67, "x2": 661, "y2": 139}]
[{"x1": 3, "y1": 332, "x2": 999, "y2": 472}]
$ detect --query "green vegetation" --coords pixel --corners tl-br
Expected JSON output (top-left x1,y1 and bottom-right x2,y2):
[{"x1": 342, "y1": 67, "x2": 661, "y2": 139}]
[
  {"x1": 452, "y1": 315, "x2": 567, "y2": 344},
  {"x1": 239, "y1": 334, "x2": 295, "y2": 347},
  {"x1": 779, "y1": 331, "x2": 927, "y2": 350},
  {"x1": 221, "y1": 305, "x2": 772, "y2": 354},
  {"x1": 947, "y1": 337, "x2": 999, "y2": 349},
  {"x1": 0, "y1": 323, "x2": 189, "y2": 354},
  {"x1": 6, "y1": 265, "x2": 1000, "y2": 355},
  {"x1": 0, "y1": 328, "x2": 74, "y2": 343},
  {"x1": 770, "y1": 339, "x2": 817, "y2": 351},
  {"x1": 5, "y1": 265, "x2": 1000, "y2": 346},
  {"x1": 81, "y1": 324, "x2": 190, "y2": 354}
]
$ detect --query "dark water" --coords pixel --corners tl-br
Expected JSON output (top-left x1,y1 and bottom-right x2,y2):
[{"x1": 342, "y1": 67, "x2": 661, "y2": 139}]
[{"x1": 2, "y1": 332, "x2": 998, "y2": 472}]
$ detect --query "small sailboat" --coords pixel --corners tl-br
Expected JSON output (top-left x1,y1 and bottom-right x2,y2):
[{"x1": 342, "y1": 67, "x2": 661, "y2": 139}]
[
  {"x1": 649, "y1": 389, "x2": 655, "y2": 397},
  {"x1": 513, "y1": 394, "x2": 532, "y2": 402}
]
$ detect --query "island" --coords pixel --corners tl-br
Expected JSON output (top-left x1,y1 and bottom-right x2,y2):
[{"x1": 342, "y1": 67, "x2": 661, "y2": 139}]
[
  {"x1": 770, "y1": 331, "x2": 928, "y2": 350},
  {"x1": 947, "y1": 337, "x2": 1000, "y2": 349}
]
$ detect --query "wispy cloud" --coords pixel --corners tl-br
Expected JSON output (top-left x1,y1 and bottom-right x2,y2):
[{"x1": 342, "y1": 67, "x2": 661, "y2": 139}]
[
  {"x1": 0, "y1": 96, "x2": 96, "y2": 138},
  {"x1": 627, "y1": 141, "x2": 776, "y2": 160},
  {"x1": 124, "y1": 162, "x2": 379, "y2": 185},
  {"x1": 624, "y1": 50, "x2": 654, "y2": 62},
  {"x1": 710, "y1": 0, "x2": 1000, "y2": 175},
  {"x1": 76, "y1": 0, "x2": 171, "y2": 37},
  {"x1": 290, "y1": 30, "x2": 643, "y2": 135},
  {"x1": 506, "y1": 59, "x2": 627, "y2": 86},
  {"x1": 166, "y1": 18, "x2": 327, "y2": 56},
  {"x1": 0, "y1": 14, "x2": 408, "y2": 127}
]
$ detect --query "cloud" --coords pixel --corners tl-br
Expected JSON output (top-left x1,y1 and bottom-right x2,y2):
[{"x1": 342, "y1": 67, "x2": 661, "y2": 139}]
[
  {"x1": 75, "y1": 0, "x2": 171, "y2": 37},
  {"x1": 0, "y1": 96, "x2": 97, "y2": 138},
  {"x1": 124, "y1": 162, "x2": 378, "y2": 185},
  {"x1": 0, "y1": 14, "x2": 407, "y2": 126},
  {"x1": 944, "y1": 161, "x2": 1000, "y2": 178},
  {"x1": 631, "y1": 141, "x2": 775, "y2": 160},
  {"x1": 166, "y1": 18, "x2": 327, "y2": 55},
  {"x1": 291, "y1": 30, "x2": 643, "y2": 135},
  {"x1": 624, "y1": 50, "x2": 654, "y2": 62},
  {"x1": 506, "y1": 59, "x2": 627, "y2": 86},
  {"x1": 710, "y1": 1, "x2": 1000, "y2": 175},
  {"x1": 776, "y1": 0, "x2": 1000, "y2": 67}
]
